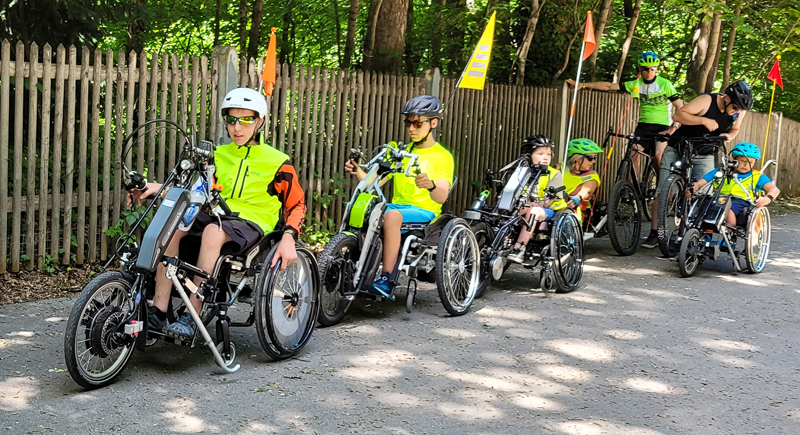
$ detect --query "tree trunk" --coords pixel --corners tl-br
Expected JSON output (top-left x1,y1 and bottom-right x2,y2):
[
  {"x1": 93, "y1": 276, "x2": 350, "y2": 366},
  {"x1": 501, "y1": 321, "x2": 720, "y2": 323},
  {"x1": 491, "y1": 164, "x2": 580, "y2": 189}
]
[
  {"x1": 721, "y1": 2, "x2": 741, "y2": 89},
  {"x1": 363, "y1": 0, "x2": 408, "y2": 73},
  {"x1": 238, "y1": 0, "x2": 249, "y2": 55},
  {"x1": 126, "y1": 0, "x2": 147, "y2": 54},
  {"x1": 403, "y1": 0, "x2": 416, "y2": 75},
  {"x1": 704, "y1": 18, "x2": 725, "y2": 93},
  {"x1": 279, "y1": 4, "x2": 293, "y2": 64},
  {"x1": 613, "y1": 0, "x2": 641, "y2": 83},
  {"x1": 248, "y1": 0, "x2": 264, "y2": 60},
  {"x1": 341, "y1": 0, "x2": 360, "y2": 70},
  {"x1": 511, "y1": 0, "x2": 545, "y2": 86},
  {"x1": 214, "y1": 0, "x2": 222, "y2": 47},
  {"x1": 686, "y1": 15, "x2": 712, "y2": 95},
  {"x1": 696, "y1": 13, "x2": 722, "y2": 93},
  {"x1": 623, "y1": 0, "x2": 633, "y2": 18},
  {"x1": 587, "y1": 0, "x2": 613, "y2": 80},
  {"x1": 430, "y1": 0, "x2": 447, "y2": 71}
]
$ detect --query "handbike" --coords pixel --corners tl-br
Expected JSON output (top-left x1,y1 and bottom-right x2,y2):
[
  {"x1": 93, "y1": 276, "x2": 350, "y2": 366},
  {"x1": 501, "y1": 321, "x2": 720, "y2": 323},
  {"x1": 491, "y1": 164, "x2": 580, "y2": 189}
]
[
  {"x1": 657, "y1": 135, "x2": 728, "y2": 258},
  {"x1": 64, "y1": 120, "x2": 319, "y2": 389},
  {"x1": 465, "y1": 152, "x2": 584, "y2": 297},
  {"x1": 677, "y1": 158, "x2": 775, "y2": 277},
  {"x1": 317, "y1": 142, "x2": 480, "y2": 326}
]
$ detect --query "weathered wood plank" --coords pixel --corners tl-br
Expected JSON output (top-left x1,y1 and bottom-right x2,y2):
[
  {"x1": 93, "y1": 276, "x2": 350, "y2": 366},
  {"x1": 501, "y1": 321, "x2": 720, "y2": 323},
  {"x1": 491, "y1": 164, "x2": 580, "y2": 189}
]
[
  {"x1": 75, "y1": 46, "x2": 90, "y2": 265},
  {"x1": 38, "y1": 44, "x2": 53, "y2": 269},
  {"x1": 26, "y1": 43, "x2": 39, "y2": 270},
  {"x1": 62, "y1": 44, "x2": 78, "y2": 265},
  {"x1": 10, "y1": 41, "x2": 24, "y2": 272},
  {"x1": 101, "y1": 49, "x2": 113, "y2": 261}
]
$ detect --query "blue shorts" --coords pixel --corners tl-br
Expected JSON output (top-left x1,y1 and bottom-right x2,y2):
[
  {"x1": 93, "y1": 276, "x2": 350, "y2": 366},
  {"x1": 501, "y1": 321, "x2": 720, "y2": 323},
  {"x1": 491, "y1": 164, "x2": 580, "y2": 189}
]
[
  {"x1": 385, "y1": 203, "x2": 436, "y2": 224},
  {"x1": 730, "y1": 198, "x2": 750, "y2": 227},
  {"x1": 543, "y1": 208, "x2": 556, "y2": 220}
]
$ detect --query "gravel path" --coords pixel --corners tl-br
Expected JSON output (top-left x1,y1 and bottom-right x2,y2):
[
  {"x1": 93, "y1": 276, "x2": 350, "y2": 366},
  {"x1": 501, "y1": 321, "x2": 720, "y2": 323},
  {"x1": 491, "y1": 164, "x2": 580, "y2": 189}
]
[{"x1": 1, "y1": 212, "x2": 798, "y2": 435}]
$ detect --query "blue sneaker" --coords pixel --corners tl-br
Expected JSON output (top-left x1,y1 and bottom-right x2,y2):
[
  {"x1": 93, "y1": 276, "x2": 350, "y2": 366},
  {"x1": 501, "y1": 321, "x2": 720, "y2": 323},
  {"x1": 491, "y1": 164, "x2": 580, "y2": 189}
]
[
  {"x1": 163, "y1": 313, "x2": 197, "y2": 341},
  {"x1": 369, "y1": 273, "x2": 395, "y2": 300}
]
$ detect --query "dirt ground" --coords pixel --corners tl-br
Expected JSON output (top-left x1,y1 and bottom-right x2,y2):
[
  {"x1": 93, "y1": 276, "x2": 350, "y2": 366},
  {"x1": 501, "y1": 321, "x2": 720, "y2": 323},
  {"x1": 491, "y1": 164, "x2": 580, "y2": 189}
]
[{"x1": 0, "y1": 209, "x2": 799, "y2": 434}]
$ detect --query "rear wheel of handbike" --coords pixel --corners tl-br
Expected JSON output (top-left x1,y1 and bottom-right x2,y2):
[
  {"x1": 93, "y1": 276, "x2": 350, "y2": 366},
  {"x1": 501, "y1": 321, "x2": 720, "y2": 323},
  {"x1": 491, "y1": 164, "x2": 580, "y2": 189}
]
[{"x1": 607, "y1": 179, "x2": 642, "y2": 256}]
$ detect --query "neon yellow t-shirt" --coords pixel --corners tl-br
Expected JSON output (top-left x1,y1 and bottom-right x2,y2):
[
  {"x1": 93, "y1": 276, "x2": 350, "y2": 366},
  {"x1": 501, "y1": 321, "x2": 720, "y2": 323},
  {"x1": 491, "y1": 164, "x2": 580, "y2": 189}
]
[{"x1": 392, "y1": 142, "x2": 454, "y2": 216}]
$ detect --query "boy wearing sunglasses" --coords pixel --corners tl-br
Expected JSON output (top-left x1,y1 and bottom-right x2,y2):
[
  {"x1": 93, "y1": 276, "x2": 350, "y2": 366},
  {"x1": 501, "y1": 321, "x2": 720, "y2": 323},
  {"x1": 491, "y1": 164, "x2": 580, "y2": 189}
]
[
  {"x1": 344, "y1": 95, "x2": 454, "y2": 298},
  {"x1": 129, "y1": 87, "x2": 306, "y2": 340}
]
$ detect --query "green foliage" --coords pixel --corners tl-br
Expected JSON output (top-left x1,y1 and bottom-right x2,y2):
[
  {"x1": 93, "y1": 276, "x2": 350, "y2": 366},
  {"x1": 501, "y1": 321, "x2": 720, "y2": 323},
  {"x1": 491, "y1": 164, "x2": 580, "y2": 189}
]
[{"x1": 105, "y1": 205, "x2": 152, "y2": 241}]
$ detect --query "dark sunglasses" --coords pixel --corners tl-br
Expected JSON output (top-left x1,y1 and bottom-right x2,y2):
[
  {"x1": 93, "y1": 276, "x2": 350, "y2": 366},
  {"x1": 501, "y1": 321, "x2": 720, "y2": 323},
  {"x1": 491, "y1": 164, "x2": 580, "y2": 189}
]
[
  {"x1": 583, "y1": 155, "x2": 597, "y2": 162},
  {"x1": 225, "y1": 115, "x2": 258, "y2": 126},
  {"x1": 641, "y1": 66, "x2": 658, "y2": 71},
  {"x1": 404, "y1": 119, "x2": 430, "y2": 129}
]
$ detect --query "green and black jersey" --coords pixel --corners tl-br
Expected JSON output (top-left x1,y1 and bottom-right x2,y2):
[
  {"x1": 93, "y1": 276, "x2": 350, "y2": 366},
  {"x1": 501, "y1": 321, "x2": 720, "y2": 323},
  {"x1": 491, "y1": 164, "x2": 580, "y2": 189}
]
[{"x1": 620, "y1": 76, "x2": 680, "y2": 126}]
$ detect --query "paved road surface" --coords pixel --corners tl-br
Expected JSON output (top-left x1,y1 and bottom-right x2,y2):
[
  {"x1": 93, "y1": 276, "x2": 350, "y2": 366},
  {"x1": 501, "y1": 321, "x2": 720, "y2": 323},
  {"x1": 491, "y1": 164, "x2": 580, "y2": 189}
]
[{"x1": 1, "y1": 212, "x2": 799, "y2": 434}]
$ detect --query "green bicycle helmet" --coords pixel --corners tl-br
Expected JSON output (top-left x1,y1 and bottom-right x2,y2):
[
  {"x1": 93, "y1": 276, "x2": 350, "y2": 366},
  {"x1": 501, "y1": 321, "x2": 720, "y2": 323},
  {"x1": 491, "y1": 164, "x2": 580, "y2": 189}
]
[
  {"x1": 567, "y1": 138, "x2": 603, "y2": 158},
  {"x1": 731, "y1": 142, "x2": 761, "y2": 160},
  {"x1": 638, "y1": 51, "x2": 660, "y2": 67}
]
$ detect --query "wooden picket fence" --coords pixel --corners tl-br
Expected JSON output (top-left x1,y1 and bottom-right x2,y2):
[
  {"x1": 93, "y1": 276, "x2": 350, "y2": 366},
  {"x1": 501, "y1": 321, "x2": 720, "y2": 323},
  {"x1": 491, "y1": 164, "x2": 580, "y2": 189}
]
[{"x1": 2, "y1": 39, "x2": 799, "y2": 274}]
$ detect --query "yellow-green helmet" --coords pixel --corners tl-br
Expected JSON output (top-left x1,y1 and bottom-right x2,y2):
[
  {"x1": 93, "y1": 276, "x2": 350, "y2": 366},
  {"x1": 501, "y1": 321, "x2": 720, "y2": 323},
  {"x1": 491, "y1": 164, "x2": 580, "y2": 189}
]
[
  {"x1": 638, "y1": 51, "x2": 660, "y2": 67},
  {"x1": 568, "y1": 138, "x2": 603, "y2": 158}
]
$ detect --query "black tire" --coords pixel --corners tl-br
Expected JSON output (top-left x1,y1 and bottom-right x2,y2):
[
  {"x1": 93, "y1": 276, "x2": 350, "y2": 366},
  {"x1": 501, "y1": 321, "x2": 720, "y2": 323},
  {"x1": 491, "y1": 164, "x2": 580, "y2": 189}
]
[
  {"x1": 551, "y1": 212, "x2": 584, "y2": 293},
  {"x1": 607, "y1": 179, "x2": 642, "y2": 256},
  {"x1": 471, "y1": 221, "x2": 494, "y2": 299},
  {"x1": 745, "y1": 207, "x2": 771, "y2": 273},
  {"x1": 254, "y1": 245, "x2": 319, "y2": 360},
  {"x1": 64, "y1": 271, "x2": 137, "y2": 389},
  {"x1": 678, "y1": 228, "x2": 702, "y2": 277},
  {"x1": 436, "y1": 218, "x2": 480, "y2": 316},
  {"x1": 641, "y1": 164, "x2": 658, "y2": 222},
  {"x1": 316, "y1": 233, "x2": 358, "y2": 326},
  {"x1": 657, "y1": 174, "x2": 685, "y2": 258}
]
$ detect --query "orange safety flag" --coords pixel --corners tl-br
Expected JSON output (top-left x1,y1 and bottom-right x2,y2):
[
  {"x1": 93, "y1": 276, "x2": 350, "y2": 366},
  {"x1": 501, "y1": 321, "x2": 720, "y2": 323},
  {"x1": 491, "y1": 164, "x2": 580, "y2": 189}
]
[
  {"x1": 767, "y1": 55, "x2": 783, "y2": 90},
  {"x1": 582, "y1": 11, "x2": 596, "y2": 61},
  {"x1": 261, "y1": 27, "x2": 278, "y2": 96}
]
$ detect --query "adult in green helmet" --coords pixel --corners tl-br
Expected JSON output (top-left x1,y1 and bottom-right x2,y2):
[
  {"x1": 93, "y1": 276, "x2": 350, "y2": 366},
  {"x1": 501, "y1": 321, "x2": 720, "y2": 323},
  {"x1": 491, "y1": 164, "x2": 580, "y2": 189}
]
[{"x1": 564, "y1": 139, "x2": 603, "y2": 223}]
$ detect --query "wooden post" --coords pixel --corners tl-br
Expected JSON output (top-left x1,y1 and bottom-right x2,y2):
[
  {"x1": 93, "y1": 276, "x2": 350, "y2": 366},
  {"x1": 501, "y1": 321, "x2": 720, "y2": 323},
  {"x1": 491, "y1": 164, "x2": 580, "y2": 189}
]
[
  {"x1": 38, "y1": 44, "x2": 53, "y2": 268},
  {"x1": 0, "y1": 40, "x2": 10, "y2": 273},
  {"x1": 10, "y1": 41, "x2": 24, "y2": 272},
  {"x1": 101, "y1": 49, "x2": 113, "y2": 260},
  {"x1": 26, "y1": 43, "x2": 39, "y2": 270},
  {"x1": 212, "y1": 46, "x2": 238, "y2": 145},
  {"x1": 76, "y1": 46, "x2": 90, "y2": 265}
]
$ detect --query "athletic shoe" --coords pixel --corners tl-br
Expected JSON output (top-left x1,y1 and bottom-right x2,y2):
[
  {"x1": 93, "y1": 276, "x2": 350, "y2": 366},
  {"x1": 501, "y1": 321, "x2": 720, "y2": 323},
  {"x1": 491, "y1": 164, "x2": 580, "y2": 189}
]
[
  {"x1": 147, "y1": 307, "x2": 168, "y2": 333},
  {"x1": 163, "y1": 313, "x2": 197, "y2": 341},
  {"x1": 369, "y1": 273, "x2": 395, "y2": 299},
  {"x1": 641, "y1": 233, "x2": 659, "y2": 249}
]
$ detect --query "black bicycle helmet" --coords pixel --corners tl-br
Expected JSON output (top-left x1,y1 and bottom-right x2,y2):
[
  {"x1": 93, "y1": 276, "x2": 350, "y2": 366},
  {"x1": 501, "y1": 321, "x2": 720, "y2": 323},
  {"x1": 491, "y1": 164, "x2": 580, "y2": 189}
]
[
  {"x1": 724, "y1": 80, "x2": 753, "y2": 111},
  {"x1": 521, "y1": 134, "x2": 555, "y2": 155},
  {"x1": 401, "y1": 95, "x2": 443, "y2": 118}
]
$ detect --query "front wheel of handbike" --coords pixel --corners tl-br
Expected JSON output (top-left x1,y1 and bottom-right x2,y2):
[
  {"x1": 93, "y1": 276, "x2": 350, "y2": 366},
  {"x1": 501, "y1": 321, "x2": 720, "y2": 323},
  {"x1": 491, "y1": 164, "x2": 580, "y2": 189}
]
[
  {"x1": 551, "y1": 212, "x2": 584, "y2": 293},
  {"x1": 607, "y1": 179, "x2": 642, "y2": 256},
  {"x1": 64, "y1": 271, "x2": 137, "y2": 389},
  {"x1": 255, "y1": 245, "x2": 320, "y2": 360},
  {"x1": 316, "y1": 233, "x2": 358, "y2": 326},
  {"x1": 436, "y1": 218, "x2": 480, "y2": 316},
  {"x1": 657, "y1": 174, "x2": 685, "y2": 258},
  {"x1": 678, "y1": 228, "x2": 702, "y2": 277},
  {"x1": 470, "y1": 221, "x2": 494, "y2": 299}
]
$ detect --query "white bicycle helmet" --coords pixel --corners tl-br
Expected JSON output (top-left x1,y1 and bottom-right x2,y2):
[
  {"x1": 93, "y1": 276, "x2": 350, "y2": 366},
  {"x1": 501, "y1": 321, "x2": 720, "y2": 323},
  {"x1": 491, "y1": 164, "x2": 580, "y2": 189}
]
[{"x1": 221, "y1": 87, "x2": 269, "y2": 121}]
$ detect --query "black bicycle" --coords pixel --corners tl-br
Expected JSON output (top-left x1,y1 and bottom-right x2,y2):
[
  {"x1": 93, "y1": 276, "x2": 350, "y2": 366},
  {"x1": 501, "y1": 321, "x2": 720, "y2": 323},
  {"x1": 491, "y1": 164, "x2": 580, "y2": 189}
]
[
  {"x1": 603, "y1": 128, "x2": 667, "y2": 256},
  {"x1": 656, "y1": 135, "x2": 728, "y2": 258}
]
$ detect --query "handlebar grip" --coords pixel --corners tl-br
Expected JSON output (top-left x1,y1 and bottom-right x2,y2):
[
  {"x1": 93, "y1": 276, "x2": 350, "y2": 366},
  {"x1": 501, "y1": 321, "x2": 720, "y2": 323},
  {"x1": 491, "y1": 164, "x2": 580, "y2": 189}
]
[{"x1": 217, "y1": 197, "x2": 239, "y2": 217}]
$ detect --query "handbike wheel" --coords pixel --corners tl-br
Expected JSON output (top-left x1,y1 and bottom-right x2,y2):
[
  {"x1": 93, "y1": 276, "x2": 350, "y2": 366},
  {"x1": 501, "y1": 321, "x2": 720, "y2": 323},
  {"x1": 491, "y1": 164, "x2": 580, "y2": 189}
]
[
  {"x1": 657, "y1": 173, "x2": 685, "y2": 258},
  {"x1": 745, "y1": 206, "x2": 771, "y2": 273},
  {"x1": 607, "y1": 179, "x2": 642, "y2": 256},
  {"x1": 678, "y1": 228, "x2": 702, "y2": 277},
  {"x1": 255, "y1": 245, "x2": 319, "y2": 360},
  {"x1": 470, "y1": 221, "x2": 494, "y2": 299},
  {"x1": 551, "y1": 211, "x2": 584, "y2": 293},
  {"x1": 641, "y1": 164, "x2": 658, "y2": 222},
  {"x1": 64, "y1": 271, "x2": 137, "y2": 389},
  {"x1": 316, "y1": 233, "x2": 358, "y2": 326},
  {"x1": 436, "y1": 218, "x2": 480, "y2": 316}
]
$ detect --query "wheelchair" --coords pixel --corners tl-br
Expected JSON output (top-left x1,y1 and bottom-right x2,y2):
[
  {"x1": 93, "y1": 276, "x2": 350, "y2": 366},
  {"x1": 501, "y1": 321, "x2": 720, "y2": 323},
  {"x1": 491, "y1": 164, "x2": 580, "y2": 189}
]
[
  {"x1": 317, "y1": 143, "x2": 480, "y2": 326},
  {"x1": 676, "y1": 158, "x2": 775, "y2": 277},
  {"x1": 465, "y1": 152, "x2": 585, "y2": 297},
  {"x1": 64, "y1": 120, "x2": 319, "y2": 389}
]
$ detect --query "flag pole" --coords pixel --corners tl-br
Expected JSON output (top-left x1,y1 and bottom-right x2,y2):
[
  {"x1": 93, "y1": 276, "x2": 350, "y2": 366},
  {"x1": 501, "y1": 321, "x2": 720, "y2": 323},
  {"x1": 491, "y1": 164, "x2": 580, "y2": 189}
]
[
  {"x1": 563, "y1": 42, "x2": 586, "y2": 165},
  {"x1": 761, "y1": 57, "x2": 780, "y2": 166}
]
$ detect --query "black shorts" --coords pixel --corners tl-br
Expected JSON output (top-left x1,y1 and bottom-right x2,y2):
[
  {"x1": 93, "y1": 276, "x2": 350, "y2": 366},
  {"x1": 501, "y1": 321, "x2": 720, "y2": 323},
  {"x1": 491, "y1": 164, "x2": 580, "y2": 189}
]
[
  {"x1": 182, "y1": 212, "x2": 264, "y2": 257},
  {"x1": 633, "y1": 123, "x2": 669, "y2": 154}
]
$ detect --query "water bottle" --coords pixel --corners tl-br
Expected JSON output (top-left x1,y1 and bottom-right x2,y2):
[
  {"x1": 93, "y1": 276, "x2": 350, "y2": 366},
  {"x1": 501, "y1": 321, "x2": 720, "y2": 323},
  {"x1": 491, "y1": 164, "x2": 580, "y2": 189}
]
[
  {"x1": 471, "y1": 190, "x2": 490, "y2": 211},
  {"x1": 179, "y1": 181, "x2": 206, "y2": 231}
]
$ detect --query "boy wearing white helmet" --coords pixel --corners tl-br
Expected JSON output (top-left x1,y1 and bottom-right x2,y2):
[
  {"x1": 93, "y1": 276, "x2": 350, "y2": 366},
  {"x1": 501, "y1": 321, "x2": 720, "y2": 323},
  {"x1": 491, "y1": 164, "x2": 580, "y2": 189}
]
[
  {"x1": 129, "y1": 87, "x2": 306, "y2": 340},
  {"x1": 344, "y1": 95, "x2": 454, "y2": 298}
]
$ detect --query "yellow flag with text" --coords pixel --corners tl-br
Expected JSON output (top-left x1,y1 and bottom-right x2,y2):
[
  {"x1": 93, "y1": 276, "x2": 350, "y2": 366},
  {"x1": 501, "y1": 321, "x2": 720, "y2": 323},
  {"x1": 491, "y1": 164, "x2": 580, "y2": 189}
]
[{"x1": 457, "y1": 12, "x2": 496, "y2": 90}]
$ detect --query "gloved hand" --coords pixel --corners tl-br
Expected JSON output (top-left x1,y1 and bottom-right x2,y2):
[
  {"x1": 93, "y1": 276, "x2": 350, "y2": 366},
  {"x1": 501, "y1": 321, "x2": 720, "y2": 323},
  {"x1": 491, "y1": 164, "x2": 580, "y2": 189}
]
[{"x1": 570, "y1": 195, "x2": 581, "y2": 208}]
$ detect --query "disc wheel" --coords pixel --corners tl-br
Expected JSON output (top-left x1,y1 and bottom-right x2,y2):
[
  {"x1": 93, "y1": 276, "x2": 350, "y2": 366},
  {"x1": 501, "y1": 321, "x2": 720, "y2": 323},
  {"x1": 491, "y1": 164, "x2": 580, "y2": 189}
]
[
  {"x1": 745, "y1": 206, "x2": 771, "y2": 273},
  {"x1": 551, "y1": 211, "x2": 584, "y2": 293},
  {"x1": 316, "y1": 233, "x2": 358, "y2": 326},
  {"x1": 657, "y1": 173, "x2": 685, "y2": 258},
  {"x1": 255, "y1": 245, "x2": 319, "y2": 360},
  {"x1": 436, "y1": 218, "x2": 480, "y2": 316},
  {"x1": 470, "y1": 221, "x2": 494, "y2": 299},
  {"x1": 641, "y1": 164, "x2": 658, "y2": 222},
  {"x1": 678, "y1": 228, "x2": 703, "y2": 277},
  {"x1": 64, "y1": 271, "x2": 137, "y2": 390},
  {"x1": 607, "y1": 179, "x2": 642, "y2": 256}
]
